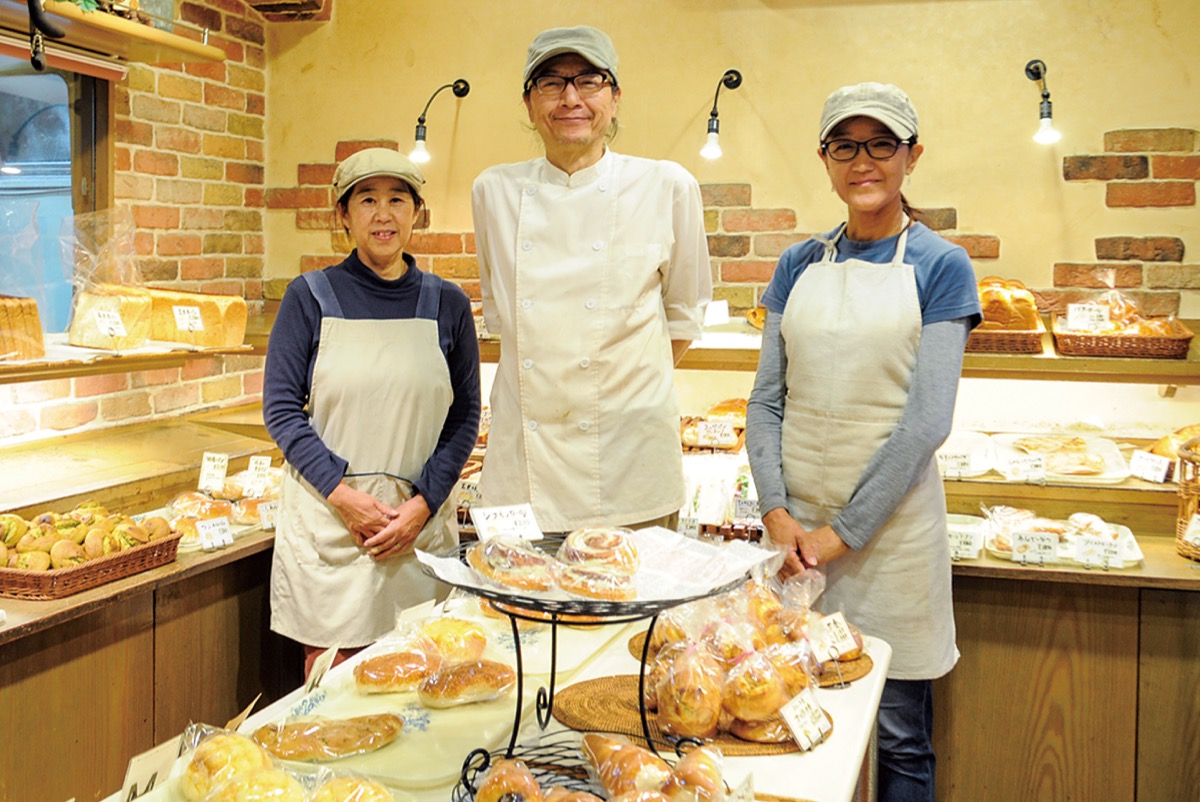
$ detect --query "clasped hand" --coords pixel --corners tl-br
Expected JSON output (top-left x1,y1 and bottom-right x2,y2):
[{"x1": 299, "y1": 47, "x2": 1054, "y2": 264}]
[
  {"x1": 762, "y1": 507, "x2": 850, "y2": 579},
  {"x1": 328, "y1": 482, "x2": 432, "y2": 562}
]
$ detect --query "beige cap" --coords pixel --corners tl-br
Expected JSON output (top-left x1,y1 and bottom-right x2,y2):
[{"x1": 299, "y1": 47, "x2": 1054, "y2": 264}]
[
  {"x1": 819, "y1": 82, "x2": 919, "y2": 142},
  {"x1": 523, "y1": 25, "x2": 619, "y2": 86},
  {"x1": 333, "y1": 148, "x2": 425, "y2": 201}
]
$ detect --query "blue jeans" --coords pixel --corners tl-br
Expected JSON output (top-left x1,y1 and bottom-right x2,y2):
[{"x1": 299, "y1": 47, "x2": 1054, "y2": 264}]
[{"x1": 877, "y1": 678, "x2": 936, "y2": 802}]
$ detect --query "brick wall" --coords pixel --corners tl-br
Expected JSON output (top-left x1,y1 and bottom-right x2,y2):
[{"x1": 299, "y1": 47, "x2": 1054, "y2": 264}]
[
  {"x1": 1053, "y1": 127, "x2": 1200, "y2": 313},
  {"x1": 0, "y1": 1, "x2": 268, "y2": 447}
]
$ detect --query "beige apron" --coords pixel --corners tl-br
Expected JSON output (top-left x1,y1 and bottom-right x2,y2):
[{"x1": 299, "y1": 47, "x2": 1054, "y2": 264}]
[
  {"x1": 271, "y1": 269, "x2": 456, "y2": 648},
  {"x1": 779, "y1": 224, "x2": 957, "y2": 680}
]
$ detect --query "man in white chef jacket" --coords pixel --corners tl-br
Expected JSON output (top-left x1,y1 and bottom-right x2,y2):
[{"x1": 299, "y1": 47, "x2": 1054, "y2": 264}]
[{"x1": 472, "y1": 25, "x2": 712, "y2": 533}]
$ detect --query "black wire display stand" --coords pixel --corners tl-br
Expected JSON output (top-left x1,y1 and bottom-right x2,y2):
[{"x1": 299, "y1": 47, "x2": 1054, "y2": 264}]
[{"x1": 422, "y1": 535, "x2": 752, "y2": 800}]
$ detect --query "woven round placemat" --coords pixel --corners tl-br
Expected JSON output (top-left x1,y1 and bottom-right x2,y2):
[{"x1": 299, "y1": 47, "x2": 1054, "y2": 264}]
[
  {"x1": 626, "y1": 631, "x2": 875, "y2": 688},
  {"x1": 553, "y1": 675, "x2": 839, "y2": 756}
]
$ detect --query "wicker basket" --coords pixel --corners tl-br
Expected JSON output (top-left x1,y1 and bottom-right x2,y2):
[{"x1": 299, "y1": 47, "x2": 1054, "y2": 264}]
[
  {"x1": 0, "y1": 532, "x2": 183, "y2": 600},
  {"x1": 1176, "y1": 437, "x2": 1200, "y2": 562},
  {"x1": 1051, "y1": 315, "x2": 1194, "y2": 359},
  {"x1": 966, "y1": 319, "x2": 1046, "y2": 354}
]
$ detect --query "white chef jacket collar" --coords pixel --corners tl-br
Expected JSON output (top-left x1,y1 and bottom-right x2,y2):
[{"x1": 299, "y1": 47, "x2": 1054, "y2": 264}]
[{"x1": 540, "y1": 147, "x2": 614, "y2": 188}]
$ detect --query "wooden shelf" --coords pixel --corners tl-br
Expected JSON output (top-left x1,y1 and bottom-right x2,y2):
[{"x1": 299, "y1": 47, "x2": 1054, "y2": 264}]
[
  {"x1": 0, "y1": 0, "x2": 224, "y2": 63},
  {"x1": 0, "y1": 344, "x2": 255, "y2": 385}
]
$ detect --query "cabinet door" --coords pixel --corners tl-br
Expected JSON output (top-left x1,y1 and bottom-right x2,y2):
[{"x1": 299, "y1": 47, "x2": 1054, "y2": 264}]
[
  {"x1": 934, "y1": 577, "x2": 1138, "y2": 802},
  {"x1": 1138, "y1": 588, "x2": 1200, "y2": 801}
]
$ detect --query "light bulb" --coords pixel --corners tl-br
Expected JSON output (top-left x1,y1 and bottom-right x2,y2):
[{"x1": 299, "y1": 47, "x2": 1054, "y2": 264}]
[
  {"x1": 409, "y1": 138, "x2": 430, "y2": 163},
  {"x1": 700, "y1": 131, "x2": 723, "y2": 160},
  {"x1": 1033, "y1": 116, "x2": 1061, "y2": 145}
]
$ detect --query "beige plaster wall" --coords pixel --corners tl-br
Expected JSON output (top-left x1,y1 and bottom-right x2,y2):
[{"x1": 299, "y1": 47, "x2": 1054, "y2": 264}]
[{"x1": 263, "y1": 0, "x2": 1200, "y2": 312}]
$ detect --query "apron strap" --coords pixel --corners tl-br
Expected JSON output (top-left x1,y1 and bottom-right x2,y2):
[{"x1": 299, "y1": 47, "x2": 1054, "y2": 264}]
[
  {"x1": 300, "y1": 270, "x2": 344, "y2": 352},
  {"x1": 415, "y1": 270, "x2": 441, "y2": 320}
]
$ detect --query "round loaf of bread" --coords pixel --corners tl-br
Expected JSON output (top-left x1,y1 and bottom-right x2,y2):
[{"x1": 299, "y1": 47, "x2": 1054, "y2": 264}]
[
  {"x1": 728, "y1": 714, "x2": 792, "y2": 744},
  {"x1": 467, "y1": 538, "x2": 556, "y2": 592},
  {"x1": 420, "y1": 617, "x2": 488, "y2": 662},
  {"x1": 557, "y1": 527, "x2": 639, "y2": 573},
  {"x1": 179, "y1": 733, "x2": 273, "y2": 801},
  {"x1": 556, "y1": 562, "x2": 637, "y2": 601},
  {"x1": 721, "y1": 652, "x2": 789, "y2": 721},
  {"x1": 418, "y1": 659, "x2": 516, "y2": 708}
]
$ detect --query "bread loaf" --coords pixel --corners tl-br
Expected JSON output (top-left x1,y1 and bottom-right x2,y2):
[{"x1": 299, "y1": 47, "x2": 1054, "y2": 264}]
[
  {"x1": 474, "y1": 759, "x2": 544, "y2": 802},
  {"x1": 417, "y1": 659, "x2": 516, "y2": 708},
  {"x1": 67, "y1": 284, "x2": 152, "y2": 350},
  {"x1": 354, "y1": 642, "x2": 442, "y2": 694},
  {"x1": 144, "y1": 287, "x2": 247, "y2": 347},
  {"x1": 660, "y1": 746, "x2": 726, "y2": 802},
  {"x1": 1150, "y1": 424, "x2": 1200, "y2": 460},
  {"x1": 179, "y1": 733, "x2": 273, "y2": 801},
  {"x1": 251, "y1": 713, "x2": 404, "y2": 761},
  {"x1": 311, "y1": 777, "x2": 395, "y2": 802},
  {"x1": 978, "y1": 277, "x2": 1040, "y2": 331},
  {"x1": 581, "y1": 733, "x2": 672, "y2": 798},
  {"x1": 0, "y1": 295, "x2": 45, "y2": 360}
]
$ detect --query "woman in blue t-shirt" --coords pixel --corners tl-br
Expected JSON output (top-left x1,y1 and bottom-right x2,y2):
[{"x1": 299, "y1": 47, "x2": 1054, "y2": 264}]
[{"x1": 746, "y1": 83, "x2": 981, "y2": 802}]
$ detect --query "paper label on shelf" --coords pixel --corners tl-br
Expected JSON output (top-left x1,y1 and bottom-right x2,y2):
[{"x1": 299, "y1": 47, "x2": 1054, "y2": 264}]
[
  {"x1": 245, "y1": 455, "x2": 272, "y2": 497},
  {"x1": 1184, "y1": 515, "x2": 1200, "y2": 547},
  {"x1": 1075, "y1": 533, "x2": 1125, "y2": 569},
  {"x1": 948, "y1": 527, "x2": 980, "y2": 560},
  {"x1": 937, "y1": 451, "x2": 972, "y2": 477},
  {"x1": 196, "y1": 516, "x2": 233, "y2": 550},
  {"x1": 733, "y1": 497, "x2": 761, "y2": 524},
  {"x1": 729, "y1": 773, "x2": 755, "y2": 802},
  {"x1": 198, "y1": 451, "x2": 229, "y2": 494},
  {"x1": 470, "y1": 503, "x2": 544, "y2": 541},
  {"x1": 172, "y1": 304, "x2": 204, "y2": 331},
  {"x1": 1011, "y1": 530, "x2": 1059, "y2": 565},
  {"x1": 696, "y1": 420, "x2": 736, "y2": 447},
  {"x1": 305, "y1": 645, "x2": 340, "y2": 692},
  {"x1": 1004, "y1": 453, "x2": 1046, "y2": 482},
  {"x1": 780, "y1": 686, "x2": 831, "y2": 751},
  {"x1": 678, "y1": 516, "x2": 700, "y2": 538},
  {"x1": 120, "y1": 733, "x2": 182, "y2": 800},
  {"x1": 1129, "y1": 450, "x2": 1172, "y2": 484},
  {"x1": 92, "y1": 307, "x2": 127, "y2": 338},
  {"x1": 1066, "y1": 303, "x2": 1110, "y2": 332},
  {"x1": 258, "y1": 500, "x2": 278, "y2": 531},
  {"x1": 808, "y1": 610, "x2": 858, "y2": 661},
  {"x1": 703, "y1": 298, "x2": 731, "y2": 326}
]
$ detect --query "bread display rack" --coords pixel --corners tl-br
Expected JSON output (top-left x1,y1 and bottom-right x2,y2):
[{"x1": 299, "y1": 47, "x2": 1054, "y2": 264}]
[
  {"x1": 424, "y1": 534, "x2": 752, "y2": 798},
  {"x1": 1175, "y1": 437, "x2": 1200, "y2": 562}
]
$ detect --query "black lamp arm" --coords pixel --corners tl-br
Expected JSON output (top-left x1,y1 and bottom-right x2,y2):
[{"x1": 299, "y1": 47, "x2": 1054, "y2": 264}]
[
  {"x1": 709, "y1": 69, "x2": 743, "y2": 119},
  {"x1": 416, "y1": 79, "x2": 471, "y2": 125}
]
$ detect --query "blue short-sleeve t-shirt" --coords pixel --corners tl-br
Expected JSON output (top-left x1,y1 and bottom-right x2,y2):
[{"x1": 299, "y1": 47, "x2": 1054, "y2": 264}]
[{"x1": 761, "y1": 221, "x2": 982, "y2": 328}]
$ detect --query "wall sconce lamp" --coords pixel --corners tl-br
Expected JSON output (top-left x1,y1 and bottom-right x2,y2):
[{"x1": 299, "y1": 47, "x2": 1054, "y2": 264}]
[
  {"x1": 1024, "y1": 59, "x2": 1062, "y2": 145},
  {"x1": 700, "y1": 69, "x2": 743, "y2": 160},
  {"x1": 409, "y1": 78, "x2": 470, "y2": 164}
]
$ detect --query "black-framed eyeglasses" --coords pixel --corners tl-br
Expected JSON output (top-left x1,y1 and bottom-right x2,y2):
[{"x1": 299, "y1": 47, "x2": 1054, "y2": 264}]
[
  {"x1": 527, "y1": 71, "x2": 613, "y2": 96},
  {"x1": 821, "y1": 136, "x2": 915, "y2": 162}
]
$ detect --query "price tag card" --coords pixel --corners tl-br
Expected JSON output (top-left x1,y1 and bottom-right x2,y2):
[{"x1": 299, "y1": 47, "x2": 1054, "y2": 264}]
[
  {"x1": 1129, "y1": 450, "x2": 1172, "y2": 484},
  {"x1": 1004, "y1": 453, "x2": 1046, "y2": 482},
  {"x1": 92, "y1": 307, "x2": 128, "y2": 338},
  {"x1": 198, "y1": 451, "x2": 229, "y2": 494},
  {"x1": 1011, "y1": 530, "x2": 1059, "y2": 565},
  {"x1": 1183, "y1": 514, "x2": 1200, "y2": 548},
  {"x1": 173, "y1": 304, "x2": 204, "y2": 331},
  {"x1": 678, "y1": 516, "x2": 700, "y2": 538},
  {"x1": 808, "y1": 610, "x2": 859, "y2": 661},
  {"x1": 196, "y1": 516, "x2": 234, "y2": 550},
  {"x1": 258, "y1": 500, "x2": 278, "y2": 531},
  {"x1": 1075, "y1": 533, "x2": 1125, "y2": 569},
  {"x1": 1066, "y1": 302, "x2": 1111, "y2": 332},
  {"x1": 696, "y1": 420, "x2": 736, "y2": 447},
  {"x1": 244, "y1": 455, "x2": 273, "y2": 498},
  {"x1": 948, "y1": 527, "x2": 980, "y2": 560},
  {"x1": 728, "y1": 773, "x2": 755, "y2": 802},
  {"x1": 937, "y1": 451, "x2": 972, "y2": 478},
  {"x1": 121, "y1": 733, "x2": 183, "y2": 800},
  {"x1": 470, "y1": 503, "x2": 544, "y2": 541},
  {"x1": 733, "y1": 497, "x2": 761, "y2": 525},
  {"x1": 305, "y1": 645, "x2": 340, "y2": 693},
  {"x1": 779, "y1": 687, "x2": 832, "y2": 751}
]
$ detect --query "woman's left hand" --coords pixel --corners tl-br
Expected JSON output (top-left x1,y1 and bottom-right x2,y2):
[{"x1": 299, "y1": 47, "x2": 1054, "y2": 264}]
[
  {"x1": 796, "y1": 525, "x2": 851, "y2": 568},
  {"x1": 361, "y1": 494, "x2": 432, "y2": 561}
]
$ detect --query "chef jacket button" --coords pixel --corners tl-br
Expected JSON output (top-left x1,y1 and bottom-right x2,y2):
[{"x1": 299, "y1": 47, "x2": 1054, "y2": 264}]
[
  {"x1": 579, "y1": 357, "x2": 591, "y2": 369},
  {"x1": 528, "y1": 420, "x2": 539, "y2": 432},
  {"x1": 584, "y1": 299, "x2": 596, "y2": 310},
  {"x1": 592, "y1": 240, "x2": 604, "y2": 251},
  {"x1": 578, "y1": 420, "x2": 590, "y2": 431},
  {"x1": 522, "y1": 358, "x2": 533, "y2": 369},
  {"x1": 524, "y1": 185, "x2": 537, "y2": 196},
  {"x1": 522, "y1": 240, "x2": 533, "y2": 251},
  {"x1": 598, "y1": 182, "x2": 608, "y2": 192},
  {"x1": 521, "y1": 299, "x2": 533, "y2": 310}
]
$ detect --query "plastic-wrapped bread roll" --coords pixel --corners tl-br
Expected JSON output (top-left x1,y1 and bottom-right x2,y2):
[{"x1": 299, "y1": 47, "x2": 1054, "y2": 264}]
[
  {"x1": 205, "y1": 767, "x2": 306, "y2": 802},
  {"x1": 417, "y1": 659, "x2": 516, "y2": 708},
  {"x1": 67, "y1": 284, "x2": 153, "y2": 350},
  {"x1": 721, "y1": 651, "x2": 789, "y2": 721},
  {"x1": 311, "y1": 777, "x2": 396, "y2": 802},
  {"x1": 581, "y1": 733, "x2": 672, "y2": 798},
  {"x1": 660, "y1": 746, "x2": 727, "y2": 802},
  {"x1": 353, "y1": 637, "x2": 443, "y2": 694},
  {"x1": 143, "y1": 286, "x2": 248, "y2": 347},
  {"x1": 473, "y1": 758, "x2": 544, "y2": 802},
  {"x1": 657, "y1": 644, "x2": 724, "y2": 740},
  {"x1": 178, "y1": 732, "x2": 273, "y2": 801}
]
